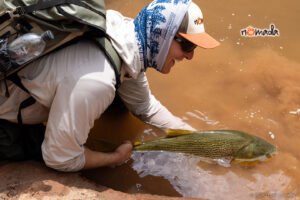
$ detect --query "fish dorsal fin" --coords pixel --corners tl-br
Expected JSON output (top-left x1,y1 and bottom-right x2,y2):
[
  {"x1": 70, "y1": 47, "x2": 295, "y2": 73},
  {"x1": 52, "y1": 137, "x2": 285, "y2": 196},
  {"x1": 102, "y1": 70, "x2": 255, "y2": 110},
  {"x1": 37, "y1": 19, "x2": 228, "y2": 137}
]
[
  {"x1": 165, "y1": 129, "x2": 194, "y2": 138},
  {"x1": 133, "y1": 141, "x2": 142, "y2": 146}
]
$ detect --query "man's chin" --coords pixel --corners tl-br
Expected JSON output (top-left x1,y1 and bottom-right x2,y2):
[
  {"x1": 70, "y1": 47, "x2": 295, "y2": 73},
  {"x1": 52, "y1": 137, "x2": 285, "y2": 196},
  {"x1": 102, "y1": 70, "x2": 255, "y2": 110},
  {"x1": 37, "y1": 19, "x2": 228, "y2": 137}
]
[
  {"x1": 161, "y1": 62, "x2": 175, "y2": 74},
  {"x1": 160, "y1": 66, "x2": 172, "y2": 74},
  {"x1": 160, "y1": 70, "x2": 170, "y2": 74}
]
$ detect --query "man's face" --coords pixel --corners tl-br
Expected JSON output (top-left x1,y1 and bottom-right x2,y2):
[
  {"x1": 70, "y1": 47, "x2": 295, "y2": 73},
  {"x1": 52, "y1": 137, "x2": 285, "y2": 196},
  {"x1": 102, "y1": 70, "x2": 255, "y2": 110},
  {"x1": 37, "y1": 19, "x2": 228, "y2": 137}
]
[{"x1": 160, "y1": 38, "x2": 195, "y2": 74}]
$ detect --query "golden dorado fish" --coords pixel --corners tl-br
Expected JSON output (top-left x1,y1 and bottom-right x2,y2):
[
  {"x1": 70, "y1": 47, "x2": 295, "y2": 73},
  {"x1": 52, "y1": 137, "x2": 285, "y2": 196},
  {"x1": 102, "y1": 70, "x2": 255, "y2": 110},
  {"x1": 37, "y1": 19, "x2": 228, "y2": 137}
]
[{"x1": 134, "y1": 129, "x2": 277, "y2": 162}]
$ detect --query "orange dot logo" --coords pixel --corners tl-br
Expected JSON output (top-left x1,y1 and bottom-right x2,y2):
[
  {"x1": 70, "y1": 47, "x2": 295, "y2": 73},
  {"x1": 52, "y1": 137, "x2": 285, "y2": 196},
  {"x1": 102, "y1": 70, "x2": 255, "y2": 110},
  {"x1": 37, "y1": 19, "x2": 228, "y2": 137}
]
[
  {"x1": 246, "y1": 26, "x2": 255, "y2": 37},
  {"x1": 194, "y1": 17, "x2": 204, "y2": 25}
]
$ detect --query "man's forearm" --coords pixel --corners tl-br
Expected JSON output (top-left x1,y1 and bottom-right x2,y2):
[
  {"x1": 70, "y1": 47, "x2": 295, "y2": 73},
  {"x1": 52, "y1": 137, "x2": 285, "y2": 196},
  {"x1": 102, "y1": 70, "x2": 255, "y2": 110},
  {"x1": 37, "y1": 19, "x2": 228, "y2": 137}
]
[
  {"x1": 83, "y1": 142, "x2": 132, "y2": 170},
  {"x1": 140, "y1": 101, "x2": 195, "y2": 131}
]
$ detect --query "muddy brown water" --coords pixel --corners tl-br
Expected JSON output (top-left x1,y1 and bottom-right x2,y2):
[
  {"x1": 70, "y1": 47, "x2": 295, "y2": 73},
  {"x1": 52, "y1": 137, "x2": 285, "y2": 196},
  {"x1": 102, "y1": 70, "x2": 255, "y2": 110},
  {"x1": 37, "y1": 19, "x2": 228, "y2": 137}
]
[{"x1": 83, "y1": 0, "x2": 300, "y2": 199}]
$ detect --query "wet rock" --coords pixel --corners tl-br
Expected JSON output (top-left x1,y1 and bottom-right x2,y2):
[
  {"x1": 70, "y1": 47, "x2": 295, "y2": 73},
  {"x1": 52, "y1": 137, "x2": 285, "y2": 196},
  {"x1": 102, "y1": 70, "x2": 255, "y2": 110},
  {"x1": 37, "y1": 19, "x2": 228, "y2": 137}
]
[{"x1": 0, "y1": 161, "x2": 199, "y2": 200}]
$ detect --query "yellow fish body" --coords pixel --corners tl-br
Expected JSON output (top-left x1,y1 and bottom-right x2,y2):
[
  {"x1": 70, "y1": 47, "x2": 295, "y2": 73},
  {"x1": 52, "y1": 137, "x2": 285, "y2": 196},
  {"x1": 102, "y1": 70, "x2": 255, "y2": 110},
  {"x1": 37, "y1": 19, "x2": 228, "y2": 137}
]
[{"x1": 134, "y1": 129, "x2": 276, "y2": 162}]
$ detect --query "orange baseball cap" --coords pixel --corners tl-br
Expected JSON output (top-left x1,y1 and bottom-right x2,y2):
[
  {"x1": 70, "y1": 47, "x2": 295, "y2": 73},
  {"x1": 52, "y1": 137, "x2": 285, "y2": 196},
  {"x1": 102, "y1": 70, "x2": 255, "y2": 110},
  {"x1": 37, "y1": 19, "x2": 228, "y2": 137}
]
[{"x1": 177, "y1": 2, "x2": 220, "y2": 49}]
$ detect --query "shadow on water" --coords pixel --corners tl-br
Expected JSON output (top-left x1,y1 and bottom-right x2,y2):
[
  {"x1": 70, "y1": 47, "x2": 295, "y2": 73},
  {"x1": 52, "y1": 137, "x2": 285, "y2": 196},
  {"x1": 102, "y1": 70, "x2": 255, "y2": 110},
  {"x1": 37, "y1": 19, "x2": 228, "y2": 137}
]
[
  {"x1": 83, "y1": 160, "x2": 181, "y2": 197},
  {"x1": 83, "y1": 0, "x2": 300, "y2": 199}
]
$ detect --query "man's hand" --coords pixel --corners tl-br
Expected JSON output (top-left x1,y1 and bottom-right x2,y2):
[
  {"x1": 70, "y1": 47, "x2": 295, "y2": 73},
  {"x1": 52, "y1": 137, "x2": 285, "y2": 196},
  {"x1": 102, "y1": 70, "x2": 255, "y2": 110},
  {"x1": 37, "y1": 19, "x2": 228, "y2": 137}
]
[{"x1": 83, "y1": 141, "x2": 133, "y2": 170}]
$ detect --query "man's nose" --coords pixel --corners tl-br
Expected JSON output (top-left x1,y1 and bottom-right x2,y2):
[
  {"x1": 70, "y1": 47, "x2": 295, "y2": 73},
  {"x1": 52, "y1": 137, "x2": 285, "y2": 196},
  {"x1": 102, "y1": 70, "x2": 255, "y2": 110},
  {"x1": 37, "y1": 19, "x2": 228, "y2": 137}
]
[{"x1": 184, "y1": 50, "x2": 194, "y2": 60}]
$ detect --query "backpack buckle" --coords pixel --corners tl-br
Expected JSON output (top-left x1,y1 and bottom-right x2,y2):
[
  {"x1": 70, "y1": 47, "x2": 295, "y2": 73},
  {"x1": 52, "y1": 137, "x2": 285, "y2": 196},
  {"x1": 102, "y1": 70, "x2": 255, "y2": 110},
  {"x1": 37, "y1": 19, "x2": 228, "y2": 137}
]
[{"x1": 13, "y1": 7, "x2": 26, "y2": 16}]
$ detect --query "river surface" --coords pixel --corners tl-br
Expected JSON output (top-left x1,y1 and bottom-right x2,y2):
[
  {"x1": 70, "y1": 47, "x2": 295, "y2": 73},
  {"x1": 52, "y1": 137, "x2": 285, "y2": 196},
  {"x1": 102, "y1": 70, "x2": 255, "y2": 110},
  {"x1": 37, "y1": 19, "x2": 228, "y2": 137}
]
[{"x1": 83, "y1": 0, "x2": 300, "y2": 199}]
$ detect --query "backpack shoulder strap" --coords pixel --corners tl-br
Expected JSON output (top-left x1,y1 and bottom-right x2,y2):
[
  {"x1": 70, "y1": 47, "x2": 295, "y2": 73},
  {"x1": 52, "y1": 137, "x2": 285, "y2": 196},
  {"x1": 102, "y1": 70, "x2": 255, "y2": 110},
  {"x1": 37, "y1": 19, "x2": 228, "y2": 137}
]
[
  {"x1": 93, "y1": 36, "x2": 122, "y2": 89},
  {"x1": 7, "y1": 73, "x2": 36, "y2": 125}
]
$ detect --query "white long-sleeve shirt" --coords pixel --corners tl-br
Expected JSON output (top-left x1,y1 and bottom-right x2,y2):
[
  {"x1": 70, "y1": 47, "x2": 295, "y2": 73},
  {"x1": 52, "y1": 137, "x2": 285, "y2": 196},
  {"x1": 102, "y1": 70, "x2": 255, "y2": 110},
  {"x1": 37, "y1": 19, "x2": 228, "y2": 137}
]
[{"x1": 0, "y1": 10, "x2": 193, "y2": 171}]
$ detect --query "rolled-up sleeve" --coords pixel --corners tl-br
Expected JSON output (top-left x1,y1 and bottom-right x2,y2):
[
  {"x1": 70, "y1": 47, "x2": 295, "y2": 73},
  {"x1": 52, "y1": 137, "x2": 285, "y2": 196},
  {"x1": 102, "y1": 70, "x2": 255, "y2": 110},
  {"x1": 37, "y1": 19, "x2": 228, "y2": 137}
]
[
  {"x1": 42, "y1": 75, "x2": 116, "y2": 172},
  {"x1": 117, "y1": 73, "x2": 194, "y2": 131}
]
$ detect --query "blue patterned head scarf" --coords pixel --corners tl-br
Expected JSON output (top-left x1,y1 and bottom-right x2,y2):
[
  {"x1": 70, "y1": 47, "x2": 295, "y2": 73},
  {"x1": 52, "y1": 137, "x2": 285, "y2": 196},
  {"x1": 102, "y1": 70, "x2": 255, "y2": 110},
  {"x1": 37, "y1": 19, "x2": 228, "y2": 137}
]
[{"x1": 134, "y1": 0, "x2": 191, "y2": 71}]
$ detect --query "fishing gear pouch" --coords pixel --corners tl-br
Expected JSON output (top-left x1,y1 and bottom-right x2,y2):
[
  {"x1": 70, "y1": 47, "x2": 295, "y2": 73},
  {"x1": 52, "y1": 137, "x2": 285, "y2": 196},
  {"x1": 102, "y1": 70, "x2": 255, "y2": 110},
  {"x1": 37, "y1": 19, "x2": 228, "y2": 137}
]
[{"x1": 0, "y1": 0, "x2": 107, "y2": 81}]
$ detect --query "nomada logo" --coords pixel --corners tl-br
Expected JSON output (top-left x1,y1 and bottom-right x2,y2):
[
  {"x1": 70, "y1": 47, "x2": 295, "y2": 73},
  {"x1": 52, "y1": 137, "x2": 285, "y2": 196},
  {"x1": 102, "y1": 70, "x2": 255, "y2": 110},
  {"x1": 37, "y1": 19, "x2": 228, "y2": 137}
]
[{"x1": 240, "y1": 24, "x2": 280, "y2": 37}]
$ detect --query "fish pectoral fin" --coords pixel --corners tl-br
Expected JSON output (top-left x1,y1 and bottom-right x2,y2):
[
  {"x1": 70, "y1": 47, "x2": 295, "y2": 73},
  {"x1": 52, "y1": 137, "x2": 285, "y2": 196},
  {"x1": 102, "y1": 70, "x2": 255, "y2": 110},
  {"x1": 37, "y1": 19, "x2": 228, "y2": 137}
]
[
  {"x1": 165, "y1": 129, "x2": 194, "y2": 137},
  {"x1": 215, "y1": 157, "x2": 233, "y2": 167}
]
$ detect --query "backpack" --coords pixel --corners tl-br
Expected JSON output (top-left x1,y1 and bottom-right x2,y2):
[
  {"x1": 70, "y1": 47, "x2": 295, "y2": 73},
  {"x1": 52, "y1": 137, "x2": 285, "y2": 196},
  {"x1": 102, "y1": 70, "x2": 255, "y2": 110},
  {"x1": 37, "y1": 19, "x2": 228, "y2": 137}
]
[{"x1": 0, "y1": 0, "x2": 122, "y2": 124}]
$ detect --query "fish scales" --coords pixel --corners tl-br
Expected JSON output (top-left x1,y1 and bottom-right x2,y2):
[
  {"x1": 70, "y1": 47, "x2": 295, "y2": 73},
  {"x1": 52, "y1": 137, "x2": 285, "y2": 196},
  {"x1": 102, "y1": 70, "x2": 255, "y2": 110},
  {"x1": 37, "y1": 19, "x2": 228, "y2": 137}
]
[{"x1": 134, "y1": 131, "x2": 253, "y2": 158}]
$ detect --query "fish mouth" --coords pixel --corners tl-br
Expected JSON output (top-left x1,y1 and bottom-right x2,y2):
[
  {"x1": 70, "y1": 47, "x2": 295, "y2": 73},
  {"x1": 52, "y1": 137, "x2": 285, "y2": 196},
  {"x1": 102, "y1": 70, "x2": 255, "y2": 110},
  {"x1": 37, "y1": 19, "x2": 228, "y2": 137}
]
[
  {"x1": 266, "y1": 149, "x2": 277, "y2": 158},
  {"x1": 264, "y1": 145, "x2": 277, "y2": 159}
]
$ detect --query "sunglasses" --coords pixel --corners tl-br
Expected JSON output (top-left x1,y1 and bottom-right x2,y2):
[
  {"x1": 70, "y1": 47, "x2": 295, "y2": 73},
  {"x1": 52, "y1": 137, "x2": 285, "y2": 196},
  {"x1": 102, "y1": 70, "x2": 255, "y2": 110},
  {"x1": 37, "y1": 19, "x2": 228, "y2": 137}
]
[{"x1": 174, "y1": 36, "x2": 197, "y2": 53}]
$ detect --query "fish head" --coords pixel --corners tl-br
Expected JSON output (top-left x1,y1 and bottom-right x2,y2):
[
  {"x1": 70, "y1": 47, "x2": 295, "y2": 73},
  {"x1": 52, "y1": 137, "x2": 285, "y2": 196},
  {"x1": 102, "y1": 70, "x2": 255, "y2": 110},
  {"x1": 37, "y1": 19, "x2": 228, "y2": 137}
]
[{"x1": 234, "y1": 137, "x2": 277, "y2": 161}]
